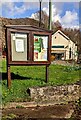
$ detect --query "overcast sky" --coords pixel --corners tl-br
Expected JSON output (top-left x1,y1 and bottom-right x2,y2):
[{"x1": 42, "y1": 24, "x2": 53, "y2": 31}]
[{"x1": 0, "y1": 0, "x2": 81, "y2": 29}]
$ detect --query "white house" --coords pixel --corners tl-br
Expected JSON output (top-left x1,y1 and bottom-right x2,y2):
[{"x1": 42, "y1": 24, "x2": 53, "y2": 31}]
[{"x1": 51, "y1": 30, "x2": 77, "y2": 61}]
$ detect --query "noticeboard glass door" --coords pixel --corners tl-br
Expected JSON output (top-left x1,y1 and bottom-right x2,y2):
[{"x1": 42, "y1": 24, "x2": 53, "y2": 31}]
[
  {"x1": 11, "y1": 33, "x2": 28, "y2": 61},
  {"x1": 34, "y1": 35, "x2": 48, "y2": 61}
]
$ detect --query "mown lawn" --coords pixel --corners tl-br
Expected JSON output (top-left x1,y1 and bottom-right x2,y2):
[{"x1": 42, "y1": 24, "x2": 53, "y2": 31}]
[{"x1": 1, "y1": 59, "x2": 81, "y2": 104}]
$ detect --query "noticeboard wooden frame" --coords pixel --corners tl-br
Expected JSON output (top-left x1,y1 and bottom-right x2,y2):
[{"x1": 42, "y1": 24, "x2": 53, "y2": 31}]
[{"x1": 5, "y1": 25, "x2": 53, "y2": 88}]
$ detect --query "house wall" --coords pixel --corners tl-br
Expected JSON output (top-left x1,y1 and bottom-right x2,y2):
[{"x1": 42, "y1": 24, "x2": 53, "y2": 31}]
[
  {"x1": 52, "y1": 32, "x2": 69, "y2": 60},
  {"x1": 52, "y1": 31, "x2": 77, "y2": 61},
  {"x1": 52, "y1": 32, "x2": 68, "y2": 46},
  {"x1": 69, "y1": 40, "x2": 77, "y2": 61}
]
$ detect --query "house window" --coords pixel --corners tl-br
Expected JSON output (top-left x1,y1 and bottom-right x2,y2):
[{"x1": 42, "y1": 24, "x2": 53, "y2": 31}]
[
  {"x1": 52, "y1": 45, "x2": 64, "y2": 48},
  {"x1": 69, "y1": 47, "x2": 71, "y2": 59}
]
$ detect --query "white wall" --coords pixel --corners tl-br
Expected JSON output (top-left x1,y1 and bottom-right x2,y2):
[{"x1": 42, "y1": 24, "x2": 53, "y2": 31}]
[{"x1": 52, "y1": 31, "x2": 77, "y2": 61}]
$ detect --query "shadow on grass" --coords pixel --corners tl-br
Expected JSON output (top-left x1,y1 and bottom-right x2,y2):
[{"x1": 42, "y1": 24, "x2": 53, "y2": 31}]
[
  {"x1": 2, "y1": 72, "x2": 44, "y2": 81},
  {"x1": 2, "y1": 72, "x2": 32, "y2": 80}
]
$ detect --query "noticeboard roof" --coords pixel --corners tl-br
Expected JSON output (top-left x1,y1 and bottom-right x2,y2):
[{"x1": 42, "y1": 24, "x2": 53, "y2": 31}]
[{"x1": 5, "y1": 25, "x2": 53, "y2": 34}]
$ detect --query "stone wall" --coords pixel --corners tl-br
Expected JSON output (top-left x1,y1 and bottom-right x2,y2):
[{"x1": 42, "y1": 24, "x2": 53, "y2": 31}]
[{"x1": 27, "y1": 84, "x2": 80, "y2": 105}]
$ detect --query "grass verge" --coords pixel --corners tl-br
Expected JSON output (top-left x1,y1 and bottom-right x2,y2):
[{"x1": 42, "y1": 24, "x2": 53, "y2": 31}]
[{"x1": 1, "y1": 59, "x2": 81, "y2": 104}]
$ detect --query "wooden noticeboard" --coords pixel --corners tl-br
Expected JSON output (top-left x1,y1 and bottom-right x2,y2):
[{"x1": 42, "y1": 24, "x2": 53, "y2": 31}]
[{"x1": 5, "y1": 25, "x2": 53, "y2": 88}]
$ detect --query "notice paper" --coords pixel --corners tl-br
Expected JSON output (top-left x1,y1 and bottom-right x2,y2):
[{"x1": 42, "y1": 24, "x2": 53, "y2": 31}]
[{"x1": 15, "y1": 39, "x2": 24, "y2": 52}]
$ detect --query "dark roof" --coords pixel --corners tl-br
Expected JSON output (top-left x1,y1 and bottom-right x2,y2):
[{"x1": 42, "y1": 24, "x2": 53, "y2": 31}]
[{"x1": 5, "y1": 25, "x2": 53, "y2": 33}]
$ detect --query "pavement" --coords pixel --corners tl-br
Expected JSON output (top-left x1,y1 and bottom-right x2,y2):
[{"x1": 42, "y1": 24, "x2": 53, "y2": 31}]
[{"x1": 2, "y1": 103, "x2": 75, "y2": 120}]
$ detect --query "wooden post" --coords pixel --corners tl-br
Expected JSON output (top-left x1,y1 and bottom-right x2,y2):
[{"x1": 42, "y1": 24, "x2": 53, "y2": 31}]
[
  {"x1": 7, "y1": 65, "x2": 11, "y2": 88},
  {"x1": 45, "y1": 65, "x2": 49, "y2": 83}
]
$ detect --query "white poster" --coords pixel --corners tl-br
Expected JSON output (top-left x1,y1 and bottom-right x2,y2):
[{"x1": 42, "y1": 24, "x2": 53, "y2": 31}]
[{"x1": 15, "y1": 39, "x2": 24, "y2": 52}]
